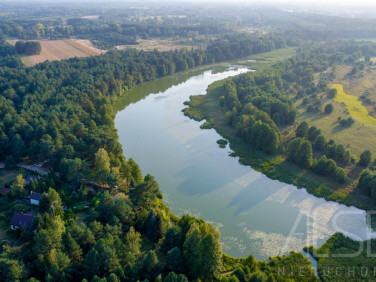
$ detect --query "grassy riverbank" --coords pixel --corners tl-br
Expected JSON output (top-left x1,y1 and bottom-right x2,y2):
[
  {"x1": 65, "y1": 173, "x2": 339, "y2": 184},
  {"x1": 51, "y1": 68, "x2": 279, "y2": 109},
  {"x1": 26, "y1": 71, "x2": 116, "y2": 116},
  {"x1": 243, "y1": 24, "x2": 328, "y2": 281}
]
[{"x1": 184, "y1": 79, "x2": 376, "y2": 211}]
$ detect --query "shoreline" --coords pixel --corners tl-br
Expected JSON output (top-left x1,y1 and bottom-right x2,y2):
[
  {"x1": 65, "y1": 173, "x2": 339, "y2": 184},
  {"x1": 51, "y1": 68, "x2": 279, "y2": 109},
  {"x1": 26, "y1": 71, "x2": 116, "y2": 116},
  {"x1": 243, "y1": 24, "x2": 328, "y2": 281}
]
[{"x1": 183, "y1": 79, "x2": 376, "y2": 212}]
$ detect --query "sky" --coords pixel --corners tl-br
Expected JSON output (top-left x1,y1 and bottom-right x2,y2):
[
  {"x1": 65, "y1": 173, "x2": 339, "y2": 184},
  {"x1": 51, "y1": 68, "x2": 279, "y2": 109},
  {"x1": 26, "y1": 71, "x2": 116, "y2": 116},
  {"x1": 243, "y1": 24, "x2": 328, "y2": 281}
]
[
  {"x1": 2, "y1": 0, "x2": 376, "y2": 8},
  {"x1": 189, "y1": 0, "x2": 376, "y2": 6}
]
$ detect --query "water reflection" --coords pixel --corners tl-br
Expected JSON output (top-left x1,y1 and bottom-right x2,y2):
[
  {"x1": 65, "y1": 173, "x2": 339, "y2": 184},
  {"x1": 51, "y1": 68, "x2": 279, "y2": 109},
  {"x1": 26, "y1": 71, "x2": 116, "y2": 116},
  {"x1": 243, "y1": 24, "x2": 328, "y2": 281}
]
[{"x1": 115, "y1": 67, "x2": 376, "y2": 260}]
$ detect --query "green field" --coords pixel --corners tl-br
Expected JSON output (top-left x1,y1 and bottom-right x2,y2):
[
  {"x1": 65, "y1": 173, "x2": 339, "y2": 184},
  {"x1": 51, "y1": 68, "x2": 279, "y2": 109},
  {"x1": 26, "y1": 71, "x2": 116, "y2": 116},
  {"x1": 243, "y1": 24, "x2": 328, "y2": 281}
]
[
  {"x1": 234, "y1": 47, "x2": 297, "y2": 70},
  {"x1": 297, "y1": 82, "x2": 376, "y2": 157}
]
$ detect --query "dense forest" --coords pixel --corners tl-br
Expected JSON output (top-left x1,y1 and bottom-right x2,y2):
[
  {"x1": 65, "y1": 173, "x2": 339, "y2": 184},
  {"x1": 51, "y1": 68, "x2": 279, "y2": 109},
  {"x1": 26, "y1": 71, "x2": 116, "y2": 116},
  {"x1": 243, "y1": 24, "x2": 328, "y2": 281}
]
[
  {"x1": 0, "y1": 35, "x2": 287, "y2": 178},
  {"x1": 0, "y1": 32, "x2": 320, "y2": 281},
  {"x1": 1, "y1": 2, "x2": 376, "y2": 281}
]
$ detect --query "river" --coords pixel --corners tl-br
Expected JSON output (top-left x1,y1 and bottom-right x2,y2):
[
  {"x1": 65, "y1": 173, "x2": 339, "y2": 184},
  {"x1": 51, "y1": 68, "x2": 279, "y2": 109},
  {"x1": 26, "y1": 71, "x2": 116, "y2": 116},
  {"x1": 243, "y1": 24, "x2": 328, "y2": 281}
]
[{"x1": 115, "y1": 66, "x2": 376, "y2": 260}]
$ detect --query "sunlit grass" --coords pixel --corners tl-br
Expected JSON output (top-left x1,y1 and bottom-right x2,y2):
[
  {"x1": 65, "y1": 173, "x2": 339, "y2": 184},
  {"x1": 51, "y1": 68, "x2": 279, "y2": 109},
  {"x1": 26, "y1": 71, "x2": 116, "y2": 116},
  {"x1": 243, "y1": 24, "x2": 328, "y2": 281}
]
[{"x1": 332, "y1": 84, "x2": 376, "y2": 125}]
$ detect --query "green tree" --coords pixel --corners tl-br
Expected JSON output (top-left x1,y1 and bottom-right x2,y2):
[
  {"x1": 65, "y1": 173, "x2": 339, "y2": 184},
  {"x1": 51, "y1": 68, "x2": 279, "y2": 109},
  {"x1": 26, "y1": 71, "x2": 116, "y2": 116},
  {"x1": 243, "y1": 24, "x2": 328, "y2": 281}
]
[
  {"x1": 146, "y1": 209, "x2": 165, "y2": 243},
  {"x1": 286, "y1": 138, "x2": 304, "y2": 161},
  {"x1": 125, "y1": 227, "x2": 141, "y2": 257},
  {"x1": 359, "y1": 150, "x2": 372, "y2": 167},
  {"x1": 83, "y1": 249, "x2": 101, "y2": 279},
  {"x1": 0, "y1": 258, "x2": 26, "y2": 281},
  {"x1": 161, "y1": 226, "x2": 183, "y2": 254},
  {"x1": 130, "y1": 174, "x2": 162, "y2": 209},
  {"x1": 324, "y1": 103, "x2": 334, "y2": 114},
  {"x1": 108, "y1": 273, "x2": 120, "y2": 282},
  {"x1": 39, "y1": 188, "x2": 63, "y2": 217},
  {"x1": 296, "y1": 122, "x2": 309, "y2": 138},
  {"x1": 95, "y1": 148, "x2": 111, "y2": 172},
  {"x1": 193, "y1": 233, "x2": 222, "y2": 280},
  {"x1": 142, "y1": 250, "x2": 160, "y2": 280},
  {"x1": 11, "y1": 174, "x2": 25, "y2": 198},
  {"x1": 166, "y1": 247, "x2": 184, "y2": 273},
  {"x1": 358, "y1": 169, "x2": 376, "y2": 196},
  {"x1": 334, "y1": 167, "x2": 347, "y2": 183},
  {"x1": 295, "y1": 140, "x2": 313, "y2": 168},
  {"x1": 163, "y1": 272, "x2": 189, "y2": 282},
  {"x1": 328, "y1": 88, "x2": 337, "y2": 99},
  {"x1": 307, "y1": 126, "x2": 321, "y2": 141},
  {"x1": 313, "y1": 134, "x2": 327, "y2": 151},
  {"x1": 64, "y1": 232, "x2": 83, "y2": 263}
]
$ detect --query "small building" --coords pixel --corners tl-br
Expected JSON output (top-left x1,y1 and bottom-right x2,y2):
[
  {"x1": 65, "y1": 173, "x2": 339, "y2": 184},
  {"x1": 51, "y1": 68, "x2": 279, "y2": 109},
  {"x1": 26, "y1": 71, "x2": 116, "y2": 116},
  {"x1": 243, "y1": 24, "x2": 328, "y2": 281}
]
[
  {"x1": 9, "y1": 211, "x2": 36, "y2": 230},
  {"x1": 24, "y1": 175, "x2": 38, "y2": 186},
  {"x1": 29, "y1": 191, "x2": 43, "y2": 205},
  {"x1": 0, "y1": 188, "x2": 11, "y2": 196}
]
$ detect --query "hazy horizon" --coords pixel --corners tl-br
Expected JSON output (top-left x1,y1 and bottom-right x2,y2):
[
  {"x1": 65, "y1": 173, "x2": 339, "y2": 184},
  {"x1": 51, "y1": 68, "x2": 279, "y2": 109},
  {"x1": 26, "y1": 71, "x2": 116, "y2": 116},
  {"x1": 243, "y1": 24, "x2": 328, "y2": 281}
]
[{"x1": 0, "y1": 0, "x2": 376, "y2": 5}]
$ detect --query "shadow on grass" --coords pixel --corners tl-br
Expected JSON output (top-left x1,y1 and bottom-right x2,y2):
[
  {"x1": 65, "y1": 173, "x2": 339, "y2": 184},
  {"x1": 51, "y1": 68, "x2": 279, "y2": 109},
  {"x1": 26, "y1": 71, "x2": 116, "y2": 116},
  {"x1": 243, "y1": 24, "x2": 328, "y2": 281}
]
[
  {"x1": 331, "y1": 124, "x2": 348, "y2": 134},
  {"x1": 299, "y1": 111, "x2": 326, "y2": 123}
]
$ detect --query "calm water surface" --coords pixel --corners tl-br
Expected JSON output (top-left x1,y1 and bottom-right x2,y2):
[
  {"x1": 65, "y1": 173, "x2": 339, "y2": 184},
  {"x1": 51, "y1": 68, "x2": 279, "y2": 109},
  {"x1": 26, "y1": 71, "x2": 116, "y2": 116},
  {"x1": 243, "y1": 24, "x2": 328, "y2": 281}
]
[{"x1": 115, "y1": 67, "x2": 376, "y2": 260}]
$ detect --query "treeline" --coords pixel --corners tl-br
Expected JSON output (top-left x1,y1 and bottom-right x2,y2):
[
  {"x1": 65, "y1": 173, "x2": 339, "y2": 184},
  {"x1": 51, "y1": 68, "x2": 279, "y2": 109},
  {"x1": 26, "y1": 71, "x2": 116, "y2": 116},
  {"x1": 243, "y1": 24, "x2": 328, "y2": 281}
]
[
  {"x1": 306, "y1": 233, "x2": 376, "y2": 281},
  {"x1": 15, "y1": 40, "x2": 41, "y2": 55},
  {"x1": 65, "y1": 18, "x2": 237, "y2": 49},
  {"x1": 287, "y1": 122, "x2": 349, "y2": 183},
  {"x1": 221, "y1": 65, "x2": 297, "y2": 154},
  {"x1": 0, "y1": 35, "x2": 286, "y2": 188},
  {"x1": 0, "y1": 17, "x2": 238, "y2": 49},
  {"x1": 0, "y1": 35, "x2": 23, "y2": 69}
]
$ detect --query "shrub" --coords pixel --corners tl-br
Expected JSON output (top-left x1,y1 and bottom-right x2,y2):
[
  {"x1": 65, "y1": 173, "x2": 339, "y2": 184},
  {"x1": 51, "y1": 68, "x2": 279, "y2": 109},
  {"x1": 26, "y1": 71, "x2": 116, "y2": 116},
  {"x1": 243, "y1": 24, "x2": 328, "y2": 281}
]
[
  {"x1": 359, "y1": 150, "x2": 372, "y2": 167},
  {"x1": 334, "y1": 167, "x2": 347, "y2": 183},
  {"x1": 324, "y1": 103, "x2": 334, "y2": 114},
  {"x1": 328, "y1": 88, "x2": 337, "y2": 99},
  {"x1": 313, "y1": 134, "x2": 327, "y2": 151}
]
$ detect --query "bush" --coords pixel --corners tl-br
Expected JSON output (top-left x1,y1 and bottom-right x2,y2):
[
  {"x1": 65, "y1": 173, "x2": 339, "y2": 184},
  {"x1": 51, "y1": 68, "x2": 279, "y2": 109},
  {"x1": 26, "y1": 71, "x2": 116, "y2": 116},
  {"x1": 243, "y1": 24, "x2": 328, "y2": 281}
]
[
  {"x1": 296, "y1": 122, "x2": 309, "y2": 138},
  {"x1": 359, "y1": 150, "x2": 372, "y2": 167},
  {"x1": 216, "y1": 139, "x2": 228, "y2": 148},
  {"x1": 339, "y1": 117, "x2": 354, "y2": 127},
  {"x1": 324, "y1": 103, "x2": 334, "y2": 114},
  {"x1": 328, "y1": 88, "x2": 337, "y2": 99},
  {"x1": 313, "y1": 134, "x2": 327, "y2": 151},
  {"x1": 334, "y1": 167, "x2": 347, "y2": 183},
  {"x1": 313, "y1": 155, "x2": 337, "y2": 176}
]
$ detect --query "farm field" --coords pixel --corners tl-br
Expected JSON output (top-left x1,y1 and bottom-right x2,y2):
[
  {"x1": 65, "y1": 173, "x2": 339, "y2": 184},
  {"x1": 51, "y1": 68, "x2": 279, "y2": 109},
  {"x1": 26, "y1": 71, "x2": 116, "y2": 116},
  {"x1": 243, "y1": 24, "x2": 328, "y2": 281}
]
[{"x1": 10, "y1": 39, "x2": 104, "y2": 67}]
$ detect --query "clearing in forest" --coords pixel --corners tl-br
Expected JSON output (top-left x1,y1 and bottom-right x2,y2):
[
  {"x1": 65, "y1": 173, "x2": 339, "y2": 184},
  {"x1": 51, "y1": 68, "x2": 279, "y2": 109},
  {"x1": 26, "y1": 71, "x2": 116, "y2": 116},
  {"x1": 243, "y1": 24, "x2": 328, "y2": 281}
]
[
  {"x1": 116, "y1": 39, "x2": 188, "y2": 52},
  {"x1": 332, "y1": 84, "x2": 376, "y2": 125},
  {"x1": 19, "y1": 39, "x2": 103, "y2": 67}
]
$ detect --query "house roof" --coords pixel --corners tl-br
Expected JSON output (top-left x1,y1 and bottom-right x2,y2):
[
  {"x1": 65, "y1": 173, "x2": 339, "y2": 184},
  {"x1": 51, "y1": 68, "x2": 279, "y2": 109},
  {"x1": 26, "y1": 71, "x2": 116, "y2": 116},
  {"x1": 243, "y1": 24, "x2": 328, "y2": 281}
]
[
  {"x1": 29, "y1": 191, "x2": 43, "y2": 201},
  {"x1": 0, "y1": 188, "x2": 11, "y2": 195},
  {"x1": 9, "y1": 212, "x2": 36, "y2": 229},
  {"x1": 24, "y1": 175, "x2": 38, "y2": 186}
]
